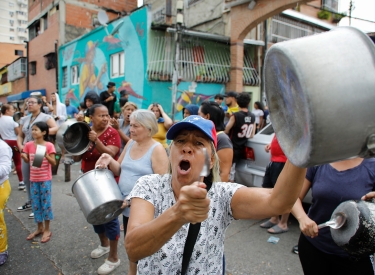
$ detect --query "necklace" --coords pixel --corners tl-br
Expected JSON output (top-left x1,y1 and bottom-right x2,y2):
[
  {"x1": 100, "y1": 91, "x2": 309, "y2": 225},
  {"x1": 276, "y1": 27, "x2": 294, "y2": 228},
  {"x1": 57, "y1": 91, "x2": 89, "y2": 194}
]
[{"x1": 28, "y1": 112, "x2": 41, "y2": 130}]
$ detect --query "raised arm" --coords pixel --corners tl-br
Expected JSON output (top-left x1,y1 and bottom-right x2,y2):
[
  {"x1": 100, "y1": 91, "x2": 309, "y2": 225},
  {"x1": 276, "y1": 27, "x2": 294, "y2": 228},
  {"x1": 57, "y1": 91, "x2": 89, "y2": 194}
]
[
  {"x1": 125, "y1": 181, "x2": 209, "y2": 262},
  {"x1": 231, "y1": 160, "x2": 306, "y2": 220},
  {"x1": 158, "y1": 104, "x2": 173, "y2": 130},
  {"x1": 46, "y1": 117, "x2": 58, "y2": 135}
]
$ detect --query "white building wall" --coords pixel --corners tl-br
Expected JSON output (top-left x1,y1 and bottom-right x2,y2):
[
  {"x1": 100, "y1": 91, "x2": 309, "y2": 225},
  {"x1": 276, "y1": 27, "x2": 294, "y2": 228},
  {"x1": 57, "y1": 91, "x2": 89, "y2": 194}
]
[{"x1": 0, "y1": 0, "x2": 28, "y2": 44}]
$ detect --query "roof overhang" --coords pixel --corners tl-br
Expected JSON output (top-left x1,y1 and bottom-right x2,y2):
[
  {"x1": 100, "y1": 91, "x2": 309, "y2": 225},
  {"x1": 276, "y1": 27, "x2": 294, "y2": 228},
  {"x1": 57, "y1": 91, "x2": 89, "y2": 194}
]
[{"x1": 281, "y1": 9, "x2": 335, "y2": 30}]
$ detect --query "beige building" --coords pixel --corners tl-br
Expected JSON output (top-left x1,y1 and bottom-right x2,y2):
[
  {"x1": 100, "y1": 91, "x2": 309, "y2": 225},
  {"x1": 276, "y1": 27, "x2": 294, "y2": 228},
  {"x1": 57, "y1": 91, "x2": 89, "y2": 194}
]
[{"x1": 0, "y1": 0, "x2": 28, "y2": 44}]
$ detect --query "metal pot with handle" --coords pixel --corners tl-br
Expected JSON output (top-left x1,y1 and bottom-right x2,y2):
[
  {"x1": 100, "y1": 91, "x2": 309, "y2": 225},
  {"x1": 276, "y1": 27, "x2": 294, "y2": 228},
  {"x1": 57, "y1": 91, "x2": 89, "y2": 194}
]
[
  {"x1": 72, "y1": 167, "x2": 124, "y2": 225},
  {"x1": 328, "y1": 200, "x2": 375, "y2": 257},
  {"x1": 264, "y1": 26, "x2": 375, "y2": 167},
  {"x1": 56, "y1": 120, "x2": 91, "y2": 155}
]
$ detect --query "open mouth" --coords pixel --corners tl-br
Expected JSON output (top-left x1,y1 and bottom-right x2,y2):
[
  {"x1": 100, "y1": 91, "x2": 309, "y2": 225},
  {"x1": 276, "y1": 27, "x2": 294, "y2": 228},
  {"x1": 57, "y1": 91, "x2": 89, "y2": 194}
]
[{"x1": 179, "y1": 160, "x2": 191, "y2": 171}]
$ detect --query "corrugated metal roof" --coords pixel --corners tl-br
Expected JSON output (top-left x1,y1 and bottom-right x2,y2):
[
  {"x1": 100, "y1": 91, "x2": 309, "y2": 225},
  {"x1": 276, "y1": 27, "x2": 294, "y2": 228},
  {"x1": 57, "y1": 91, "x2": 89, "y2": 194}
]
[{"x1": 281, "y1": 9, "x2": 335, "y2": 30}]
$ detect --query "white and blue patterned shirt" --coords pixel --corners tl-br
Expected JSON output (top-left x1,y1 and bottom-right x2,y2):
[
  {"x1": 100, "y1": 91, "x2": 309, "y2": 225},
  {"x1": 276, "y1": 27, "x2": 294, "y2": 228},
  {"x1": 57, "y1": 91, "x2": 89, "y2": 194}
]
[{"x1": 129, "y1": 174, "x2": 243, "y2": 274}]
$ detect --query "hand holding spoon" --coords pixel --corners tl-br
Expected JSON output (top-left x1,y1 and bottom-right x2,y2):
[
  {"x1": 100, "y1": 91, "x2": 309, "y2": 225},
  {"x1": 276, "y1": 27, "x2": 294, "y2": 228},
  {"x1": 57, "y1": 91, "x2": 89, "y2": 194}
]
[{"x1": 318, "y1": 212, "x2": 347, "y2": 229}]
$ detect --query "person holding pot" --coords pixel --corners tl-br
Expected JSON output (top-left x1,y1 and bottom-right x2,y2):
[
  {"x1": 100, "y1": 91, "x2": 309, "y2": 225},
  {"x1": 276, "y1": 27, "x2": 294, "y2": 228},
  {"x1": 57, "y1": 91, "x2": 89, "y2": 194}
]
[
  {"x1": 16, "y1": 96, "x2": 58, "y2": 219},
  {"x1": 0, "y1": 104, "x2": 24, "y2": 190},
  {"x1": 148, "y1": 103, "x2": 173, "y2": 149},
  {"x1": 95, "y1": 109, "x2": 169, "y2": 275},
  {"x1": 123, "y1": 115, "x2": 306, "y2": 274},
  {"x1": 291, "y1": 157, "x2": 375, "y2": 275},
  {"x1": 73, "y1": 104, "x2": 121, "y2": 275}
]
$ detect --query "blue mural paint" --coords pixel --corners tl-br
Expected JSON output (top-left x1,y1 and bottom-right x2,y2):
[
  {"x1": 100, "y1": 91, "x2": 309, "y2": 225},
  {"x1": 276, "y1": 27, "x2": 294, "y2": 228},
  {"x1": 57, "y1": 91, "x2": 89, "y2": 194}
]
[{"x1": 58, "y1": 6, "x2": 225, "y2": 119}]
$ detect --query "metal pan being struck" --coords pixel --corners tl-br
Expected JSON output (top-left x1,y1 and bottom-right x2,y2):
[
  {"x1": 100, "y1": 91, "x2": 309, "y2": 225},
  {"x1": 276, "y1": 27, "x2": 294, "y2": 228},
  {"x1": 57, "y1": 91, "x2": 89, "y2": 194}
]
[{"x1": 32, "y1": 145, "x2": 46, "y2": 168}]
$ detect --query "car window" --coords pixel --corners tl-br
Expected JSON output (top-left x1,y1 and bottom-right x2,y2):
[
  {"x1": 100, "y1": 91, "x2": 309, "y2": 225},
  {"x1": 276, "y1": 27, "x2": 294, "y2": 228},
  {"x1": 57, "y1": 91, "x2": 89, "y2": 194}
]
[{"x1": 258, "y1": 124, "x2": 274, "y2": 135}]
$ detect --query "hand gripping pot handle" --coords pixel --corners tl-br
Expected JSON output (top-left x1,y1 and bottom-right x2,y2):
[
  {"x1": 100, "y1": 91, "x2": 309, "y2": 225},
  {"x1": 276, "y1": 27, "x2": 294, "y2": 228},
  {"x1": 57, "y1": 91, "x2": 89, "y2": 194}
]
[{"x1": 72, "y1": 166, "x2": 124, "y2": 225}]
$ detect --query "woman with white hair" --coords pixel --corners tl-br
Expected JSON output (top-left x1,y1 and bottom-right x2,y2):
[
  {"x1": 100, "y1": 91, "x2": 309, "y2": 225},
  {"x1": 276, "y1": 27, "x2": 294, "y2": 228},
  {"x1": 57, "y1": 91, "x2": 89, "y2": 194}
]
[{"x1": 96, "y1": 109, "x2": 169, "y2": 275}]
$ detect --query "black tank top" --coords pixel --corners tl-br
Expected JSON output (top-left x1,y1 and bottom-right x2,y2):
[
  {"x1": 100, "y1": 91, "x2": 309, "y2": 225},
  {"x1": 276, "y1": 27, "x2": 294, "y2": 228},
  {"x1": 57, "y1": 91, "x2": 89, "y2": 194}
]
[{"x1": 229, "y1": 111, "x2": 255, "y2": 150}]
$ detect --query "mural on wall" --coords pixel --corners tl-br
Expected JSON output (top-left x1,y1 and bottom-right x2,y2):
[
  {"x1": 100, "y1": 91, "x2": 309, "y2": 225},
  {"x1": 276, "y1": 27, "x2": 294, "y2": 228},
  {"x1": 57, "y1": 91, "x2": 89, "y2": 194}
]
[
  {"x1": 59, "y1": 7, "x2": 148, "y2": 107},
  {"x1": 58, "y1": 6, "x2": 225, "y2": 120}
]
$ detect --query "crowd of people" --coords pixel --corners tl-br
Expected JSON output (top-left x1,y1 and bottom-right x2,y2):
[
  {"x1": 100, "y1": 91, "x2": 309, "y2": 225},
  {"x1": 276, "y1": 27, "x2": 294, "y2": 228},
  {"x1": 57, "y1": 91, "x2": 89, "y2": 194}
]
[{"x1": 1, "y1": 84, "x2": 373, "y2": 275}]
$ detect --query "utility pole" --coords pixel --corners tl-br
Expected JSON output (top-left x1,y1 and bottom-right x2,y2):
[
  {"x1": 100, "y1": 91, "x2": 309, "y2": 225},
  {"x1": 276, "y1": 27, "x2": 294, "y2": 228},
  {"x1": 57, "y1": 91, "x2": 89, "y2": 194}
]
[
  {"x1": 171, "y1": 0, "x2": 183, "y2": 121},
  {"x1": 349, "y1": 0, "x2": 353, "y2": 26}
]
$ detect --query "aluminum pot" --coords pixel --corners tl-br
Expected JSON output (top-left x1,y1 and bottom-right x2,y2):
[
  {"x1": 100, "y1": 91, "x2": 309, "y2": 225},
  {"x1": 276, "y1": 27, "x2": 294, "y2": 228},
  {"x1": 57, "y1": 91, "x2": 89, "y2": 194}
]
[
  {"x1": 32, "y1": 144, "x2": 46, "y2": 168},
  {"x1": 330, "y1": 200, "x2": 375, "y2": 257},
  {"x1": 264, "y1": 27, "x2": 375, "y2": 167},
  {"x1": 56, "y1": 120, "x2": 91, "y2": 155},
  {"x1": 72, "y1": 168, "x2": 123, "y2": 225}
]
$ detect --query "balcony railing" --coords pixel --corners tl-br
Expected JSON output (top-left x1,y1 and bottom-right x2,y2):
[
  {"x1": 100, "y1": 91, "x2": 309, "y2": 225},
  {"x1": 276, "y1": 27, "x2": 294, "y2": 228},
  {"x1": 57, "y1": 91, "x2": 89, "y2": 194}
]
[{"x1": 148, "y1": 33, "x2": 260, "y2": 86}]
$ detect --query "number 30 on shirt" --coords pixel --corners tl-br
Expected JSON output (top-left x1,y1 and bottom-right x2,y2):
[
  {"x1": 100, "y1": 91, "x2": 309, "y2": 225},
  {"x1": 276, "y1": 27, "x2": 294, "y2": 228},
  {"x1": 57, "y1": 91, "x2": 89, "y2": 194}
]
[{"x1": 238, "y1": 124, "x2": 254, "y2": 138}]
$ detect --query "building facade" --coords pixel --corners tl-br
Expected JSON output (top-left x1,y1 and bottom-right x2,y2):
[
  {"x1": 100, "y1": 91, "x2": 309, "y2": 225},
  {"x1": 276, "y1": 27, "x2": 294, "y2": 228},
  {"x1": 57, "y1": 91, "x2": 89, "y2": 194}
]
[
  {"x1": 59, "y1": 6, "x2": 230, "y2": 121},
  {"x1": 0, "y1": 0, "x2": 28, "y2": 44},
  {"x1": 24, "y1": 0, "x2": 137, "y2": 102}
]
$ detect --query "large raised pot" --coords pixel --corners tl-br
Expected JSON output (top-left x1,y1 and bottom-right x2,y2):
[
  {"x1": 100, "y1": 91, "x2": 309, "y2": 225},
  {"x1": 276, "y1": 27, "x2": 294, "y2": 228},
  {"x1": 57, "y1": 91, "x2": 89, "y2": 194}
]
[
  {"x1": 72, "y1": 168, "x2": 123, "y2": 225},
  {"x1": 330, "y1": 200, "x2": 375, "y2": 257},
  {"x1": 264, "y1": 27, "x2": 375, "y2": 167},
  {"x1": 56, "y1": 120, "x2": 91, "y2": 155}
]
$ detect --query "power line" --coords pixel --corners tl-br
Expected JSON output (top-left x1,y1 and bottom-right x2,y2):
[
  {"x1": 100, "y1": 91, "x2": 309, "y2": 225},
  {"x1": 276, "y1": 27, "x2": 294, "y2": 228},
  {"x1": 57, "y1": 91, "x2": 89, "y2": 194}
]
[{"x1": 305, "y1": 3, "x2": 375, "y2": 24}]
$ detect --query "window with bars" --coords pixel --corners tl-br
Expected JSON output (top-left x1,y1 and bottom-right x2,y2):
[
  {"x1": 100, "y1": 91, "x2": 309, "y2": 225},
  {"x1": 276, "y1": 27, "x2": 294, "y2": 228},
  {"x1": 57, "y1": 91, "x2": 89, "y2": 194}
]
[
  {"x1": 270, "y1": 15, "x2": 325, "y2": 43},
  {"x1": 110, "y1": 52, "x2": 125, "y2": 78},
  {"x1": 62, "y1": 67, "x2": 68, "y2": 87},
  {"x1": 71, "y1": 65, "x2": 80, "y2": 84},
  {"x1": 322, "y1": 0, "x2": 338, "y2": 12},
  {"x1": 147, "y1": 33, "x2": 260, "y2": 86}
]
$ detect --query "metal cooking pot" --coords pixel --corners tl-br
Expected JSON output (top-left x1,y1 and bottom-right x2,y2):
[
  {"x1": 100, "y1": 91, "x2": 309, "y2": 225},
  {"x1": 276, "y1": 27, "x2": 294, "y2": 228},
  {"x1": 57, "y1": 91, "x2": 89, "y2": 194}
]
[
  {"x1": 72, "y1": 168, "x2": 123, "y2": 225},
  {"x1": 330, "y1": 200, "x2": 375, "y2": 257},
  {"x1": 13, "y1": 112, "x2": 21, "y2": 123},
  {"x1": 32, "y1": 144, "x2": 46, "y2": 168},
  {"x1": 56, "y1": 120, "x2": 91, "y2": 155},
  {"x1": 264, "y1": 27, "x2": 375, "y2": 167}
]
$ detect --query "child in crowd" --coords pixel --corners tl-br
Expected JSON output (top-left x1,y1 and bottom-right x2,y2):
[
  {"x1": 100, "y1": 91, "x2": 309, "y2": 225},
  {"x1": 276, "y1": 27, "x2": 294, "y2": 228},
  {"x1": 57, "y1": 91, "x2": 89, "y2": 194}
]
[{"x1": 21, "y1": 121, "x2": 56, "y2": 243}]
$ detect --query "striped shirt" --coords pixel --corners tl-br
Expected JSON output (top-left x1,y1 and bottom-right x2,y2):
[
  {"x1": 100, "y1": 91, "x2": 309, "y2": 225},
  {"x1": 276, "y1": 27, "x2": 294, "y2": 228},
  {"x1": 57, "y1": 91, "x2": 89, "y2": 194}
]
[{"x1": 23, "y1": 141, "x2": 56, "y2": 182}]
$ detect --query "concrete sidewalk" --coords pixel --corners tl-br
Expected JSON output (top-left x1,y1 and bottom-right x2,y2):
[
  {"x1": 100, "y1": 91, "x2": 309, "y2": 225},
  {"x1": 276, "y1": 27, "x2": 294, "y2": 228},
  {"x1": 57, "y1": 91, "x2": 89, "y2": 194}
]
[{"x1": 2, "y1": 162, "x2": 303, "y2": 275}]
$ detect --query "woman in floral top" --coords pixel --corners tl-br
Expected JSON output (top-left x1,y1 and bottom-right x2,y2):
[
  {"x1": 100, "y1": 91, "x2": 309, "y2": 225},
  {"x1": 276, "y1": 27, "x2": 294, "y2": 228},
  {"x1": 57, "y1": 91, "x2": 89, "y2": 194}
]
[{"x1": 124, "y1": 115, "x2": 307, "y2": 274}]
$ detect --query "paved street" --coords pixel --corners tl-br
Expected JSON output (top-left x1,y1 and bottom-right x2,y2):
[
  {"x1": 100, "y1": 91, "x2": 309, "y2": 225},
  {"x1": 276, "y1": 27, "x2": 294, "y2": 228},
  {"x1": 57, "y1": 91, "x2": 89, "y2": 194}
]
[{"x1": 2, "y1": 162, "x2": 304, "y2": 275}]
